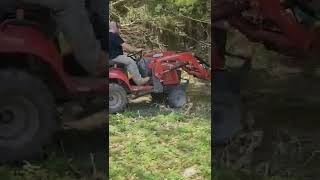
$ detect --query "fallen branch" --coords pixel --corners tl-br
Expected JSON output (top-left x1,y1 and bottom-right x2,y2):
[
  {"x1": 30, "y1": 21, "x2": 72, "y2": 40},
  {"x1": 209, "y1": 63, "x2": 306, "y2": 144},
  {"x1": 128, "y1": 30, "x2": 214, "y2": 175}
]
[
  {"x1": 303, "y1": 150, "x2": 320, "y2": 166},
  {"x1": 111, "y1": 0, "x2": 127, "y2": 7}
]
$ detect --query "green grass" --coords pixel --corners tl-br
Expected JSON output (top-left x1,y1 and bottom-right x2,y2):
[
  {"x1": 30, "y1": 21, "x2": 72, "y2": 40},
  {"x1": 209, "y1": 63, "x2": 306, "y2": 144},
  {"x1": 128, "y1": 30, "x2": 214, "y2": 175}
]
[
  {"x1": 109, "y1": 108, "x2": 211, "y2": 179},
  {"x1": 0, "y1": 132, "x2": 107, "y2": 180},
  {"x1": 0, "y1": 155, "x2": 105, "y2": 180}
]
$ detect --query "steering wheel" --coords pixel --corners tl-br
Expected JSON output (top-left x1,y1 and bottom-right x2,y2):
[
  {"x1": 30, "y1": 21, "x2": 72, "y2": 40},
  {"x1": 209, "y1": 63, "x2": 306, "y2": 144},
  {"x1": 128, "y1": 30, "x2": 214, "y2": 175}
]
[{"x1": 127, "y1": 50, "x2": 143, "y2": 61}]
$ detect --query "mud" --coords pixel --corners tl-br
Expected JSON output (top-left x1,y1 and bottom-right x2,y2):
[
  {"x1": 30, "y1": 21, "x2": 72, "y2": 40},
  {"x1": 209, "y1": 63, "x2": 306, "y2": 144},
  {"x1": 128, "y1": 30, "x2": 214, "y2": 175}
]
[
  {"x1": 126, "y1": 81, "x2": 211, "y2": 116},
  {"x1": 216, "y1": 70, "x2": 320, "y2": 179},
  {"x1": 247, "y1": 71, "x2": 320, "y2": 179}
]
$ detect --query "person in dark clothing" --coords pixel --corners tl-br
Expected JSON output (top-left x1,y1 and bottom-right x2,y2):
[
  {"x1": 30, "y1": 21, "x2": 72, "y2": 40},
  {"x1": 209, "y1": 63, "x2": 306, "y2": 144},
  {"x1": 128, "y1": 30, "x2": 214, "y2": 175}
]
[
  {"x1": 86, "y1": 0, "x2": 108, "y2": 52},
  {"x1": 109, "y1": 21, "x2": 150, "y2": 85},
  {"x1": 109, "y1": 30, "x2": 125, "y2": 60}
]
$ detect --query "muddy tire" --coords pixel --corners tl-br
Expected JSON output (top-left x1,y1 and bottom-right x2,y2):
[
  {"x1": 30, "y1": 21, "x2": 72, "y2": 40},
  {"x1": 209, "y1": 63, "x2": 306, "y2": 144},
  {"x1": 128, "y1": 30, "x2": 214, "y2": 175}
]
[
  {"x1": 213, "y1": 93, "x2": 243, "y2": 144},
  {"x1": 151, "y1": 93, "x2": 166, "y2": 103},
  {"x1": 109, "y1": 83, "x2": 127, "y2": 113},
  {"x1": 0, "y1": 69, "x2": 57, "y2": 163},
  {"x1": 213, "y1": 71, "x2": 243, "y2": 145},
  {"x1": 167, "y1": 87, "x2": 187, "y2": 108}
]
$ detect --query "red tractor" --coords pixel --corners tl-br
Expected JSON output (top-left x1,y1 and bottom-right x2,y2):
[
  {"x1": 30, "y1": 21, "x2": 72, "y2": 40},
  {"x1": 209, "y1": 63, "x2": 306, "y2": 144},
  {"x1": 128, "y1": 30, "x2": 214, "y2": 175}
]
[
  {"x1": 213, "y1": 0, "x2": 320, "y2": 144},
  {"x1": 109, "y1": 51, "x2": 211, "y2": 113},
  {"x1": 0, "y1": 4, "x2": 108, "y2": 162}
]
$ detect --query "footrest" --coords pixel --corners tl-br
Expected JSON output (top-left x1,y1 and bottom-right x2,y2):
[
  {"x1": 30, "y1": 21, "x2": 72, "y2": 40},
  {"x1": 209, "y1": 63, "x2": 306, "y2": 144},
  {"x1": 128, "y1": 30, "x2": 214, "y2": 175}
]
[{"x1": 69, "y1": 77, "x2": 107, "y2": 93}]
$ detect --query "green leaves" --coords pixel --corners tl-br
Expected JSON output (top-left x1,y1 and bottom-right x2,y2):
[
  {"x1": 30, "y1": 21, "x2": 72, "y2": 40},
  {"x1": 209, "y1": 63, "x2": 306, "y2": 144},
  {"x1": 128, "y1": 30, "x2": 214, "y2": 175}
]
[{"x1": 154, "y1": 4, "x2": 163, "y2": 13}]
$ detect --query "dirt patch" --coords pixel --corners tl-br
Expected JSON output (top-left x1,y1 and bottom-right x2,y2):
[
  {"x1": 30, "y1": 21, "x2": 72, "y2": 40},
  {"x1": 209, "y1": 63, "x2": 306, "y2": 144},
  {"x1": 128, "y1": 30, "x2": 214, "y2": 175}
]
[{"x1": 215, "y1": 70, "x2": 320, "y2": 180}]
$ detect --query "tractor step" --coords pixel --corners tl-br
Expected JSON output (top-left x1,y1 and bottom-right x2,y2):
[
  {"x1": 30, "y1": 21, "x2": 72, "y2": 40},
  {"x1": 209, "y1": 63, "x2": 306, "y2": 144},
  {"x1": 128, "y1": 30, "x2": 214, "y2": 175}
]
[{"x1": 69, "y1": 77, "x2": 107, "y2": 94}]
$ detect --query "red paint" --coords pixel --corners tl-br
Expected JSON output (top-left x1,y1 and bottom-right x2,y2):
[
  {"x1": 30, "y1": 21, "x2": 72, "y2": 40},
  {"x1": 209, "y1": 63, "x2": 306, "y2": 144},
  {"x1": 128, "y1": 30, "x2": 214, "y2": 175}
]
[
  {"x1": 0, "y1": 23, "x2": 69, "y2": 87},
  {"x1": 110, "y1": 51, "x2": 211, "y2": 94},
  {"x1": 109, "y1": 68, "x2": 131, "y2": 90},
  {"x1": 0, "y1": 6, "x2": 210, "y2": 99},
  {"x1": 150, "y1": 52, "x2": 211, "y2": 81},
  {"x1": 0, "y1": 22, "x2": 108, "y2": 96},
  {"x1": 213, "y1": 0, "x2": 318, "y2": 72}
]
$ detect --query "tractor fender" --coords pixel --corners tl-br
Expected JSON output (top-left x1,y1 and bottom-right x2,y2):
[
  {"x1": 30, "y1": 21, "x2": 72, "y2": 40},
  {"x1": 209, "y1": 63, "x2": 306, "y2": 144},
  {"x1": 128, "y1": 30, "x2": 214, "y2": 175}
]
[
  {"x1": 109, "y1": 68, "x2": 131, "y2": 91},
  {"x1": 0, "y1": 24, "x2": 69, "y2": 89}
]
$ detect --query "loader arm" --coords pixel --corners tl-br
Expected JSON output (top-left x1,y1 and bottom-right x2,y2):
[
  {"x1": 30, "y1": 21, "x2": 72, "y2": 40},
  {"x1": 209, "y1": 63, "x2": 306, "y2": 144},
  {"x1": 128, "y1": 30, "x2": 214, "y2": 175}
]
[
  {"x1": 152, "y1": 52, "x2": 211, "y2": 81},
  {"x1": 213, "y1": 0, "x2": 319, "y2": 70},
  {"x1": 212, "y1": 0, "x2": 320, "y2": 144}
]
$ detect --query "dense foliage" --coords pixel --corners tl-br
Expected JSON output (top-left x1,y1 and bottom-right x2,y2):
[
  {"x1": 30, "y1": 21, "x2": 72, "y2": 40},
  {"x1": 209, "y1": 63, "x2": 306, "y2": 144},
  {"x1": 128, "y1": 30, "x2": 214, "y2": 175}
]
[{"x1": 110, "y1": 0, "x2": 211, "y2": 60}]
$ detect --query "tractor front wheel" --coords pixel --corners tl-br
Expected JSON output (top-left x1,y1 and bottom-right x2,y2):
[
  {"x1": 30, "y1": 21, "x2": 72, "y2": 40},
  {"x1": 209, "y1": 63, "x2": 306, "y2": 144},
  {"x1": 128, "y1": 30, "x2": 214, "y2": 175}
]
[
  {"x1": 213, "y1": 71, "x2": 243, "y2": 145},
  {"x1": 109, "y1": 83, "x2": 127, "y2": 113},
  {"x1": 167, "y1": 87, "x2": 187, "y2": 108},
  {"x1": 0, "y1": 69, "x2": 57, "y2": 162},
  {"x1": 213, "y1": 92, "x2": 242, "y2": 144}
]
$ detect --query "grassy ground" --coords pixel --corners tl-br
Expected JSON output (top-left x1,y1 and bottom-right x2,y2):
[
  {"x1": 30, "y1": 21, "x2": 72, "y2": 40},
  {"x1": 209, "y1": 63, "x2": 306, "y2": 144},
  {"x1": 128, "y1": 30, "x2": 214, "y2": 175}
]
[
  {"x1": 109, "y1": 81, "x2": 211, "y2": 179},
  {"x1": 0, "y1": 128, "x2": 107, "y2": 180},
  {"x1": 0, "y1": 81, "x2": 210, "y2": 180},
  {"x1": 0, "y1": 155, "x2": 105, "y2": 180}
]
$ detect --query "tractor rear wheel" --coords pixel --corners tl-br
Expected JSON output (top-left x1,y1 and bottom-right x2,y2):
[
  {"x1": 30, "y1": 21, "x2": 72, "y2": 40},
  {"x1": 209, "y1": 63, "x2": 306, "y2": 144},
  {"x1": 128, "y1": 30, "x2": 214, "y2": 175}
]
[
  {"x1": 0, "y1": 69, "x2": 57, "y2": 162},
  {"x1": 167, "y1": 87, "x2": 187, "y2": 108},
  {"x1": 109, "y1": 83, "x2": 127, "y2": 113}
]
